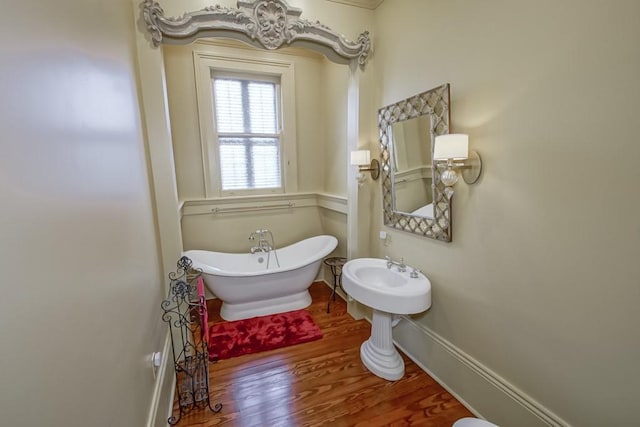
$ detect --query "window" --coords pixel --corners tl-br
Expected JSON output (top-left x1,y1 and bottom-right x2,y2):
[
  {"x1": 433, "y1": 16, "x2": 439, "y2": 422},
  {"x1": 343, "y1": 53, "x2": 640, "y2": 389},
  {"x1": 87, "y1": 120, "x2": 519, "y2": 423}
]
[
  {"x1": 194, "y1": 51, "x2": 297, "y2": 198},
  {"x1": 212, "y1": 75, "x2": 282, "y2": 192}
]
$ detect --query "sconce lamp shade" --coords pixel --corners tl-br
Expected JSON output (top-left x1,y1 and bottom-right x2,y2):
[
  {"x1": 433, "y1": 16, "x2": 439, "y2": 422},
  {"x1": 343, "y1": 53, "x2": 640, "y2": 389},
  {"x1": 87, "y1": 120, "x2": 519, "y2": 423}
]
[
  {"x1": 434, "y1": 134, "x2": 469, "y2": 160},
  {"x1": 350, "y1": 149, "x2": 380, "y2": 181},
  {"x1": 350, "y1": 150, "x2": 371, "y2": 166}
]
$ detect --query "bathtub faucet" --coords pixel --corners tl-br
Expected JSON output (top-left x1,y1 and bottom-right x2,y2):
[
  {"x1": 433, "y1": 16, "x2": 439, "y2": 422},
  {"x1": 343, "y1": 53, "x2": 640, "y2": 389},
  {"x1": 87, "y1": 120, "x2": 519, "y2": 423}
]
[
  {"x1": 249, "y1": 229, "x2": 274, "y2": 254},
  {"x1": 248, "y1": 229, "x2": 280, "y2": 268},
  {"x1": 249, "y1": 244, "x2": 271, "y2": 254}
]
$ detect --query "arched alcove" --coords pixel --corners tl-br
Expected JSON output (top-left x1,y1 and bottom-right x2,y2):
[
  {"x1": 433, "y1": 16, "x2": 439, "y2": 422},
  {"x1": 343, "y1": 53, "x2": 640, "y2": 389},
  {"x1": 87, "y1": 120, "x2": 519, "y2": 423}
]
[{"x1": 134, "y1": 0, "x2": 372, "y2": 280}]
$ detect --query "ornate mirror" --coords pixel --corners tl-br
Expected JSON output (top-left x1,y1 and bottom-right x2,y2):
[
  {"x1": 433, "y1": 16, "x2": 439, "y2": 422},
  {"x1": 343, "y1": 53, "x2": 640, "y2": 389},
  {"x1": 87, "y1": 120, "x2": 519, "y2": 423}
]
[{"x1": 379, "y1": 84, "x2": 453, "y2": 242}]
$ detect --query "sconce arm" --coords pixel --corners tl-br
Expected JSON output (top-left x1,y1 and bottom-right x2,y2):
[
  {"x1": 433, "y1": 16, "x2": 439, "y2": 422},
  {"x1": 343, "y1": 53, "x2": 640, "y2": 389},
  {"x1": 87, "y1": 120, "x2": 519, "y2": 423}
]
[
  {"x1": 358, "y1": 158, "x2": 380, "y2": 180},
  {"x1": 434, "y1": 150, "x2": 482, "y2": 184}
]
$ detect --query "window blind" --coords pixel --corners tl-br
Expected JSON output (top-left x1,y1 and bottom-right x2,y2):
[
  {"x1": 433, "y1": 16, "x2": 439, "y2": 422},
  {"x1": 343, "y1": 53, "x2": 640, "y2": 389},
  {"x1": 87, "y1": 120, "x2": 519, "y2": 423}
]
[{"x1": 213, "y1": 77, "x2": 282, "y2": 192}]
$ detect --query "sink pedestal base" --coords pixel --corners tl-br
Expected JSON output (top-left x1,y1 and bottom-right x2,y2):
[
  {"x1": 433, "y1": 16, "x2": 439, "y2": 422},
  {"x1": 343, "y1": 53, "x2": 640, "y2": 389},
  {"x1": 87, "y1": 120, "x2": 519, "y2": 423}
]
[{"x1": 360, "y1": 309, "x2": 404, "y2": 381}]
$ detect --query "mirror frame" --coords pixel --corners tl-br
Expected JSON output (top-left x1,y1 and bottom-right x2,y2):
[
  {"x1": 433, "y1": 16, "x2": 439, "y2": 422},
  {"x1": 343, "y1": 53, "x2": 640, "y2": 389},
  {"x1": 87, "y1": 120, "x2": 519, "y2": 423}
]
[{"x1": 379, "y1": 83, "x2": 453, "y2": 242}]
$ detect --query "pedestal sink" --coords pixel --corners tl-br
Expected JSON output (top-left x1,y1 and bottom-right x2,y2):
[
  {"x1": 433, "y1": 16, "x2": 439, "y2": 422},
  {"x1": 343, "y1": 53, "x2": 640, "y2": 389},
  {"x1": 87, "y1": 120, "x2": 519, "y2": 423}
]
[{"x1": 343, "y1": 258, "x2": 431, "y2": 381}]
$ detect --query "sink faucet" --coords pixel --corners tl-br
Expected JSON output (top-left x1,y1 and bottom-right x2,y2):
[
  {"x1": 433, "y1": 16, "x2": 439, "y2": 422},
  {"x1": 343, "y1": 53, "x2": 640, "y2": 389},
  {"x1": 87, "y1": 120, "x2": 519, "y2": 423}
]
[{"x1": 384, "y1": 256, "x2": 406, "y2": 272}]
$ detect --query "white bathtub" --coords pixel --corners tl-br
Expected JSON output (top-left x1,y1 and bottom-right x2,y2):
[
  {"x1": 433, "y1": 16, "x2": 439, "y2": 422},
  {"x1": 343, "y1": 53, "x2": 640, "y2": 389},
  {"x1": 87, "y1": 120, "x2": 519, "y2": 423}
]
[{"x1": 184, "y1": 235, "x2": 338, "y2": 321}]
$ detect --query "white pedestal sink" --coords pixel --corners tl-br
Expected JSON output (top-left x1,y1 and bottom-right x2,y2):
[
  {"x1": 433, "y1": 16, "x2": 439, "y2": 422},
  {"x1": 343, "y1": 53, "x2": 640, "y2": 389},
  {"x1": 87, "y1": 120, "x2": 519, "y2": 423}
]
[{"x1": 343, "y1": 258, "x2": 431, "y2": 381}]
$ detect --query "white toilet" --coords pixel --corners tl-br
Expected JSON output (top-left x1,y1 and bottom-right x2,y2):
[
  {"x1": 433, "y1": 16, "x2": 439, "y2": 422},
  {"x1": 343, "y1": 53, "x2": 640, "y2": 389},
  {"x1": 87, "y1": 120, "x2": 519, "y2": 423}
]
[{"x1": 453, "y1": 417, "x2": 499, "y2": 427}]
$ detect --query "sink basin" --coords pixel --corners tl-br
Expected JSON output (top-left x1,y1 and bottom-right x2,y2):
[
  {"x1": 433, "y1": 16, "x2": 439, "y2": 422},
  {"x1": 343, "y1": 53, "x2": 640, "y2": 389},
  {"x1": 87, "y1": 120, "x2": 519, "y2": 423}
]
[
  {"x1": 342, "y1": 257, "x2": 432, "y2": 381},
  {"x1": 343, "y1": 258, "x2": 431, "y2": 314}
]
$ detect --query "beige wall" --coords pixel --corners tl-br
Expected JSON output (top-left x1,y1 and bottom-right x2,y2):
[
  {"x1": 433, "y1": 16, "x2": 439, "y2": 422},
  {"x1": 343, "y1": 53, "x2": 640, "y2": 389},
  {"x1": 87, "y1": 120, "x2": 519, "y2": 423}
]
[
  {"x1": 182, "y1": 206, "x2": 324, "y2": 252},
  {"x1": 322, "y1": 59, "x2": 350, "y2": 196},
  {"x1": 373, "y1": 1, "x2": 640, "y2": 426},
  {"x1": 0, "y1": 0, "x2": 165, "y2": 426},
  {"x1": 162, "y1": 42, "x2": 207, "y2": 199},
  {"x1": 9, "y1": 0, "x2": 637, "y2": 425},
  {"x1": 164, "y1": 40, "x2": 330, "y2": 199},
  {"x1": 161, "y1": 0, "x2": 374, "y2": 256},
  {"x1": 165, "y1": 41, "x2": 348, "y2": 254},
  {"x1": 160, "y1": 0, "x2": 376, "y2": 202}
]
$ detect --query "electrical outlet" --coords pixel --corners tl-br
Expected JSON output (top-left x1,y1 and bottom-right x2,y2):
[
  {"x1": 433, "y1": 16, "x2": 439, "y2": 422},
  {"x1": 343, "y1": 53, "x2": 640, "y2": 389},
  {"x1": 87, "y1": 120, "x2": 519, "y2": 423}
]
[
  {"x1": 379, "y1": 230, "x2": 391, "y2": 246},
  {"x1": 151, "y1": 351, "x2": 162, "y2": 379}
]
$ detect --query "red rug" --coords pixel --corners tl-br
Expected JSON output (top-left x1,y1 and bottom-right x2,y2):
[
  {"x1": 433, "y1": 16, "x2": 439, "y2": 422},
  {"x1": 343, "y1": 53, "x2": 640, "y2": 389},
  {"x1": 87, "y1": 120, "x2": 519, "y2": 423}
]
[{"x1": 208, "y1": 309, "x2": 323, "y2": 361}]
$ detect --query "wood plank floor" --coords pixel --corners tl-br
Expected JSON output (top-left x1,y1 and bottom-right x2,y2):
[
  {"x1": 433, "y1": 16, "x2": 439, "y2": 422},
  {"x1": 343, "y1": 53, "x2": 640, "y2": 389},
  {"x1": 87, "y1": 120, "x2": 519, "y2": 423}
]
[{"x1": 174, "y1": 282, "x2": 473, "y2": 426}]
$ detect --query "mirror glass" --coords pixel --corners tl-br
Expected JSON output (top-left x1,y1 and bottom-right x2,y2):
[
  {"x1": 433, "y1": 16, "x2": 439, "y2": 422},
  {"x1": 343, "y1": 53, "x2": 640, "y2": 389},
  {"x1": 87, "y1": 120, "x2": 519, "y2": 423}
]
[
  {"x1": 379, "y1": 83, "x2": 453, "y2": 242},
  {"x1": 390, "y1": 116, "x2": 433, "y2": 218}
]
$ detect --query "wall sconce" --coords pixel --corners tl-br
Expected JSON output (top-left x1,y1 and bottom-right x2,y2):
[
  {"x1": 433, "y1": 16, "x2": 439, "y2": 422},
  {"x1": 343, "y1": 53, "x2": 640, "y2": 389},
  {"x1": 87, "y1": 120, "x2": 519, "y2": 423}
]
[
  {"x1": 350, "y1": 150, "x2": 380, "y2": 182},
  {"x1": 433, "y1": 134, "x2": 482, "y2": 186}
]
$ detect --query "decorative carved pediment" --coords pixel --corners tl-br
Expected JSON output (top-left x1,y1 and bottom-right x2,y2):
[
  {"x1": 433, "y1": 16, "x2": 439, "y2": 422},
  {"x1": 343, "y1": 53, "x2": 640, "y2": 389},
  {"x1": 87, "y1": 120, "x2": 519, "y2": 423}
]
[{"x1": 142, "y1": 0, "x2": 371, "y2": 68}]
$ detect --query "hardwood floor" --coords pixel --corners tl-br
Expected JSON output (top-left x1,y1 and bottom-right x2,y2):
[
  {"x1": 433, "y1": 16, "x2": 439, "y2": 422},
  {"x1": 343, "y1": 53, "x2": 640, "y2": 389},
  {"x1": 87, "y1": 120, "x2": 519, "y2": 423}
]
[{"x1": 175, "y1": 282, "x2": 473, "y2": 426}]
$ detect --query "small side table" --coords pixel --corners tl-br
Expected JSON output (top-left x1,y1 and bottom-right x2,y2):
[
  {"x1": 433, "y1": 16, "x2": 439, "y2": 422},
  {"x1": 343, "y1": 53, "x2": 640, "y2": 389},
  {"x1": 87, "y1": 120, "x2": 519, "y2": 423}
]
[{"x1": 324, "y1": 256, "x2": 347, "y2": 313}]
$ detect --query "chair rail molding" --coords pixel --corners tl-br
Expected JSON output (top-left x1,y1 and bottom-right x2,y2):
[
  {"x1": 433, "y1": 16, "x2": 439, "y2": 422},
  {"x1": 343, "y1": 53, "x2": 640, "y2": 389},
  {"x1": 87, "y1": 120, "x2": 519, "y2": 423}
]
[
  {"x1": 142, "y1": 0, "x2": 371, "y2": 68},
  {"x1": 180, "y1": 192, "x2": 347, "y2": 217}
]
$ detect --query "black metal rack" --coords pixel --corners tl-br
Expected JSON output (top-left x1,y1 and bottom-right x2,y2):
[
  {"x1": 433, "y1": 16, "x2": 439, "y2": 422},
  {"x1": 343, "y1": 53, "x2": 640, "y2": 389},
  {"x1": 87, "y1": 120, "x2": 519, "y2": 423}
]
[
  {"x1": 161, "y1": 256, "x2": 222, "y2": 425},
  {"x1": 324, "y1": 256, "x2": 347, "y2": 313}
]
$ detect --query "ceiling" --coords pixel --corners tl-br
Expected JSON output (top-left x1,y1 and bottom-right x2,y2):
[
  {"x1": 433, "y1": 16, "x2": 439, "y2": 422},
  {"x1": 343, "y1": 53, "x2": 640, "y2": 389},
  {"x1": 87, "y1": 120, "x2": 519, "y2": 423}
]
[{"x1": 325, "y1": 0, "x2": 384, "y2": 10}]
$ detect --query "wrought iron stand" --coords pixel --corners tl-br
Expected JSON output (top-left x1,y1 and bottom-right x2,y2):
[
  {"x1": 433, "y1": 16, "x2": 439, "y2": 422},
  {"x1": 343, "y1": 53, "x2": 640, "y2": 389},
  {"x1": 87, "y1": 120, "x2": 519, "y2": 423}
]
[
  {"x1": 324, "y1": 256, "x2": 347, "y2": 313},
  {"x1": 161, "y1": 256, "x2": 222, "y2": 425}
]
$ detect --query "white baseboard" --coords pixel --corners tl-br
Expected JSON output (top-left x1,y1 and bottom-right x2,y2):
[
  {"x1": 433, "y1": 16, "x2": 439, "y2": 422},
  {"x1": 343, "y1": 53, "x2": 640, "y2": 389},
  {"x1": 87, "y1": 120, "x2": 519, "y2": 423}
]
[
  {"x1": 146, "y1": 330, "x2": 175, "y2": 427},
  {"x1": 392, "y1": 316, "x2": 570, "y2": 427},
  {"x1": 165, "y1": 376, "x2": 176, "y2": 426},
  {"x1": 320, "y1": 278, "x2": 347, "y2": 301}
]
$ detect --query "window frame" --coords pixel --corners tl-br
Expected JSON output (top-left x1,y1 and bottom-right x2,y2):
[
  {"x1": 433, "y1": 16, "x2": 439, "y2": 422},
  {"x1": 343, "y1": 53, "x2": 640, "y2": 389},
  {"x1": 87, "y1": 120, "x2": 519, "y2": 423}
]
[
  {"x1": 194, "y1": 50, "x2": 298, "y2": 198},
  {"x1": 212, "y1": 72, "x2": 282, "y2": 195}
]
